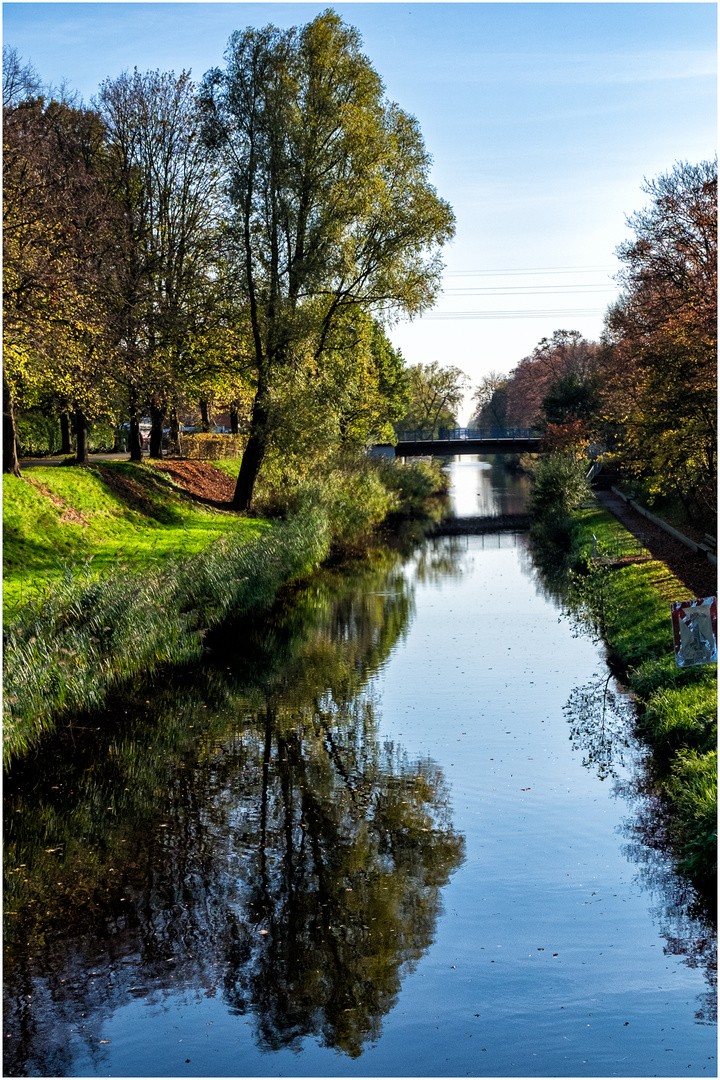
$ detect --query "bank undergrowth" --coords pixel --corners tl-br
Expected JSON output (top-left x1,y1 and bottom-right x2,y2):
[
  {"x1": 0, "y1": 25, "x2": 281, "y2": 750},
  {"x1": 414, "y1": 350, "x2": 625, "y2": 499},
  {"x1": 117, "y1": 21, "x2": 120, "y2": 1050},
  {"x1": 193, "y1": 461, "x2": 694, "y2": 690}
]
[
  {"x1": 3, "y1": 454, "x2": 448, "y2": 768},
  {"x1": 530, "y1": 452, "x2": 717, "y2": 894}
]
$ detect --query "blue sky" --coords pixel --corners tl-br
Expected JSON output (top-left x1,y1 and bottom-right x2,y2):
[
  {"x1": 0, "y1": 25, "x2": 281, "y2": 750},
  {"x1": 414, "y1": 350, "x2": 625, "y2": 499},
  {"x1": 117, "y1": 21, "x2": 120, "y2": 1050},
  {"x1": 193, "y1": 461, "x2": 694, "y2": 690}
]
[{"x1": 3, "y1": 2, "x2": 717, "y2": 417}]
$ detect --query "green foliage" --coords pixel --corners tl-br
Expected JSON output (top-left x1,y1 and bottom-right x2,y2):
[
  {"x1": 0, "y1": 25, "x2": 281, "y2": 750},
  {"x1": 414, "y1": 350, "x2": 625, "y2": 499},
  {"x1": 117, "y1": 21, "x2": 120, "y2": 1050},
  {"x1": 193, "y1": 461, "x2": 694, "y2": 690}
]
[
  {"x1": 566, "y1": 562, "x2": 622, "y2": 644},
  {"x1": 542, "y1": 372, "x2": 599, "y2": 424},
  {"x1": 254, "y1": 454, "x2": 448, "y2": 549},
  {"x1": 666, "y1": 749, "x2": 717, "y2": 884},
  {"x1": 15, "y1": 411, "x2": 63, "y2": 456},
  {"x1": 257, "y1": 461, "x2": 394, "y2": 548},
  {"x1": 638, "y1": 682, "x2": 717, "y2": 754},
  {"x1": 529, "y1": 451, "x2": 593, "y2": 573},
  {"x1": 531, "y1": 451, "x2": 592, "y2": 519},
  {"x1": 375, "y1": 458, "x2": 448, "y2": 513},
  {"x1": 395, "y1": 361, "x2": 469, "y2": 434}
]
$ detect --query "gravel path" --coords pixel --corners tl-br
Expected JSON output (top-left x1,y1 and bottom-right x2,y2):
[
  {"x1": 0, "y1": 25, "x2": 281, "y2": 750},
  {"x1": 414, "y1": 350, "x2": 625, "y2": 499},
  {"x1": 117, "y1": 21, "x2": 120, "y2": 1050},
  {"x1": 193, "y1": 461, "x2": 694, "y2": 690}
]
[{"x1": 594, "y1": 490, "x2": 716, "y2": 599}]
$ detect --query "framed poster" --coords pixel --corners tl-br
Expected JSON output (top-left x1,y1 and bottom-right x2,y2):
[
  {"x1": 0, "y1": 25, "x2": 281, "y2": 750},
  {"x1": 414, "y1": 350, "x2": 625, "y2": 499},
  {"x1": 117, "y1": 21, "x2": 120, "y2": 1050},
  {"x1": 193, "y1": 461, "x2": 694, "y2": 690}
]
[{"x1": 671, "y1": 596, "x2": 717, "y2": 667}]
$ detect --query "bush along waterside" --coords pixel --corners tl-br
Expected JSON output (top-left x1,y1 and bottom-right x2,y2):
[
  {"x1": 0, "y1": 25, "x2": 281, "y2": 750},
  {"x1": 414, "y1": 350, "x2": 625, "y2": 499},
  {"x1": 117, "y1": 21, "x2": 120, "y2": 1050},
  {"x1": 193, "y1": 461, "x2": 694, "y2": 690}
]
[{"x1": 530, "y1": 450, "x2": 717, "y2": 895}]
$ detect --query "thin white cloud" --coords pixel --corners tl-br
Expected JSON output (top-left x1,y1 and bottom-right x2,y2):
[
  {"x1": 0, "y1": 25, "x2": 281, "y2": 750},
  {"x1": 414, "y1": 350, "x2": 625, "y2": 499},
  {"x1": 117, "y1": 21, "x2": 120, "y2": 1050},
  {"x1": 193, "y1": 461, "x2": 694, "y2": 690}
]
[{"x1": 425, "y1": 48, "x2": 716, "y2": 86}]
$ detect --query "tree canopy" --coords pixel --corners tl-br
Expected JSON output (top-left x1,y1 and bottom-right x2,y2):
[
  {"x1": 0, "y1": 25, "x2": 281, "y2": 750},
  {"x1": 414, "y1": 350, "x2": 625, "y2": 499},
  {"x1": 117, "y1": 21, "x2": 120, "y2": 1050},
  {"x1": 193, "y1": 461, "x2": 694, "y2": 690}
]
[
  {"x1": 600, "y1": 158, "x2": 717, "y2": 519},
  {"x1": 4, "y1": 26, "x2": 453, "y2": 489},
  {"x1": 200, "y1": 11, "x2": 455, "y2": 507},
  {"x1": 396, "y1": 361, "x2": 469, "y2": 434}
]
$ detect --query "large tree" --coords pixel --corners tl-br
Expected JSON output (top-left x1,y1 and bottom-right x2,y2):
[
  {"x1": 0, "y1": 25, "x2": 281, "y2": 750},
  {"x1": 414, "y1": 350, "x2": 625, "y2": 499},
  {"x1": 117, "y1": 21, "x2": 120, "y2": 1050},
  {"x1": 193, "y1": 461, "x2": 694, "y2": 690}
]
[
  {"x1": 396, "y1": 361, "x2": 469, "y2": 435},
  {"x1": 600, "y1": 159, "x2": 717, "y2": 521},
  {"x1": 200, "y1": 11, "x2": 455, "y2": 509},
  {"x1": 3, "y1": 85, "x2": 121, "y2": 472},
  {"x1": 97, "y1": 68, "x2": 221, "y2": 459},
  {"x1": 470, "y1": 369, "x2": 508, "y2": 428},
  {"x1": 504, "y1": 329, "x2": 598, "y2": 428}
]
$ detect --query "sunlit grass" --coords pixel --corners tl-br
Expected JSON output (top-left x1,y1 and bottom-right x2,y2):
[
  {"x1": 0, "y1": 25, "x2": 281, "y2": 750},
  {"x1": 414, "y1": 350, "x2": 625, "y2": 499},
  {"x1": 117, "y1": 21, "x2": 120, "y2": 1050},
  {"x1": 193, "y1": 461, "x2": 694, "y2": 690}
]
[
  {"x1": 3, "y1": 462, "x2": 267, "y2": 620},
  {"x1": 564, "y1": 498, "x2": 716, "y2": 890}
]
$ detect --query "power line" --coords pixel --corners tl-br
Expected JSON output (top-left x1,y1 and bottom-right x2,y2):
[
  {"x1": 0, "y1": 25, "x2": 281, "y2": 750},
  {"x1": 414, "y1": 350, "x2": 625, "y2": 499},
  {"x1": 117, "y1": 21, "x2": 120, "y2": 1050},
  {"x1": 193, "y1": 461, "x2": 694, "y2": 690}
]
[
  {"x1": 422, "y1": 308, "x2": 606, "y2": 320},
  {"x1": 441, "y1": 285, "x2": 616, "y2": 295}
]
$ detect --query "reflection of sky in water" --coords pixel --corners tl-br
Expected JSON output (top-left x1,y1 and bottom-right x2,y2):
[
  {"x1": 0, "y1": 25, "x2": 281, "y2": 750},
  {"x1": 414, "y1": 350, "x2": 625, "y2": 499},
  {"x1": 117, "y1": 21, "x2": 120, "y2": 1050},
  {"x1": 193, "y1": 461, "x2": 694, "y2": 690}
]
[{"x1": 447, "y1": 455, "x2": 530, "y2": 517}]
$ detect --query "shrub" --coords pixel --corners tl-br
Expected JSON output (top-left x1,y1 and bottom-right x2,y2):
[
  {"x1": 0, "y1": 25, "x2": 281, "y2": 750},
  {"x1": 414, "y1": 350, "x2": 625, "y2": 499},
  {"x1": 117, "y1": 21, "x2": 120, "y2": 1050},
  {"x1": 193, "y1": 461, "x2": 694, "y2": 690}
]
[
  {"x1": 182, "y1": 433, "x2": 243, "y2": 459},
  {"x1": 530, "y1": 451, "x2": 592, "y2": 519},
  {"x1": 376, "y1": 458, "x2": 447, "y2": 512},
  {"x1": 638, "y1": 682, "x2": 717, "y2": 754},
  {"x1": 667, "y1": 749, "x2": 718, "y2": 884}
]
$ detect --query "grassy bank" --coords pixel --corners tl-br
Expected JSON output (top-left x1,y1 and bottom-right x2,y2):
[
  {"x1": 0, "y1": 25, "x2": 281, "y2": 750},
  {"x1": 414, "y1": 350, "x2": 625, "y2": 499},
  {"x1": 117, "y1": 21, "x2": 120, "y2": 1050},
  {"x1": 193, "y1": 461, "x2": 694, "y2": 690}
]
[
  {"x1": 530, "y1": 459, "x2": 716, "y2": 893},
  {"x1": 3, "y1": 461, "x2": 267, "y2": 620},
  {"x1": 3, "y1": 454, "x2": 448, "y2": 768}
]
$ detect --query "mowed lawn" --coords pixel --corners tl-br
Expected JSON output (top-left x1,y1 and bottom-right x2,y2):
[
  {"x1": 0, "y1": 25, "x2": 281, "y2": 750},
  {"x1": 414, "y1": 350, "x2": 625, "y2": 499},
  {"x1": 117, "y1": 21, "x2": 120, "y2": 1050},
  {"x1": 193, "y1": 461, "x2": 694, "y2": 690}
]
[{"x1": 3, "y1": 461, "x2": 267, "y2": 621}]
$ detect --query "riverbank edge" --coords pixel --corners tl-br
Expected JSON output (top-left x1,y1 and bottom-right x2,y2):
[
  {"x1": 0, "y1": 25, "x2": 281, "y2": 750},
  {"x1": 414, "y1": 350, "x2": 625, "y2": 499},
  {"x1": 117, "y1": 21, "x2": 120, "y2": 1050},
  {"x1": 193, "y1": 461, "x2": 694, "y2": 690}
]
[
  {"x1": 3, "y1": 459, "x2": 449, "y2": 769},
  {"x1": 2, "y1": 510, "x2": 330, "y2": 768},
  {"x1": 559, "y1": 498, "x2": 717, "y2": 894}
]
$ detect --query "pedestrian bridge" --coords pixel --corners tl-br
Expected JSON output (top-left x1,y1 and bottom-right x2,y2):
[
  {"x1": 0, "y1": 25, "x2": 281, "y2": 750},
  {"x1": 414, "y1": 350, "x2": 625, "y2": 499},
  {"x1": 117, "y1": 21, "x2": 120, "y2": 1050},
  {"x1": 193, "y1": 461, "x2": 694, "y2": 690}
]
[{"x1": 385, "y1": 428, "x2": 543, "y2": 457}]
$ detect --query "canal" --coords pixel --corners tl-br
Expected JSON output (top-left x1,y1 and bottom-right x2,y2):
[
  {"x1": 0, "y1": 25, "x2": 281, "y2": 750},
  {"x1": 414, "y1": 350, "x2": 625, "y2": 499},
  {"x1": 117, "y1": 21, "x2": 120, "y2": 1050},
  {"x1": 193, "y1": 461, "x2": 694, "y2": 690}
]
[{"x1": 3, "y1": 458, "x2": 716, "y2": 1077}]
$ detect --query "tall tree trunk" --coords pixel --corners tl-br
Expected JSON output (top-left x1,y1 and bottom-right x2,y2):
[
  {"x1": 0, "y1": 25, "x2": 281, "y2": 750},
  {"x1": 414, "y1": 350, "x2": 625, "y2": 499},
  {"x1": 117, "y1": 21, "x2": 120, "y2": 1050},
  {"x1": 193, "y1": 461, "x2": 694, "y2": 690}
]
[
  {"x1": 229, "y1": 404, "x2": 239, "y2": 435},
  {"x1": 3, "y1": 371, "x2": 21, "y2": 477},
  {"x1": 60, "y1": 412, "x2": 72, "y2": 454},
  {"x1": 149, "y1": 403, "x2": 164, "y2": 458},
  {"x1": 199, "y1": 399, "x2": 211, "y2": 433},
  {"x1": 233, "y1": 389, "x2": 268, "y2": 510},
  {"x1": 74, "y1": 409, "x2": 89, "y2": 465},
  {"x1": 169, "y1": 408, "x2": 182, "y2": 457},
  {"x1": 128, "y1": 393, "x2": 143, "y2": 461}
]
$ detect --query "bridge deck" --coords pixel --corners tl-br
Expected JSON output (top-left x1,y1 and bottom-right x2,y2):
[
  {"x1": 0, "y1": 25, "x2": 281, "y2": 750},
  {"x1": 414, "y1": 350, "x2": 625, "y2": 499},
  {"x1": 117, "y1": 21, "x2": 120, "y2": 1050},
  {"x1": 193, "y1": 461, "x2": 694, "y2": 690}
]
[
  {"x1": 389, "y1": 427, "x2": 542, "y2": 457},
  {"x1": 395, "y1": 438, "x2": 541, "y2": 456}
]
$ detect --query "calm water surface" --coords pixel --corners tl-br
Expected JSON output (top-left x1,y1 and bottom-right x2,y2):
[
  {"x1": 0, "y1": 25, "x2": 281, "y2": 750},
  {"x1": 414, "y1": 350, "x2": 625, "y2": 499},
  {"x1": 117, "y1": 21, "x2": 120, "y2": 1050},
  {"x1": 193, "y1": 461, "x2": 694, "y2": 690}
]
[{"x1": 3, "y1": 459, "x2": 715, "y2": 1077}]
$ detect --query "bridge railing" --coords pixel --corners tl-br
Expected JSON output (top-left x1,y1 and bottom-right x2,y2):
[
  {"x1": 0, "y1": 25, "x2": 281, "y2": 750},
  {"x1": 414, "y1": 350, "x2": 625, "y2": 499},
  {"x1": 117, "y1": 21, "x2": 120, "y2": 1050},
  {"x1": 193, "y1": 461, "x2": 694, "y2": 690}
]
[{"x1": 395, "y1": 427, "x2": 541, "y2": 442}]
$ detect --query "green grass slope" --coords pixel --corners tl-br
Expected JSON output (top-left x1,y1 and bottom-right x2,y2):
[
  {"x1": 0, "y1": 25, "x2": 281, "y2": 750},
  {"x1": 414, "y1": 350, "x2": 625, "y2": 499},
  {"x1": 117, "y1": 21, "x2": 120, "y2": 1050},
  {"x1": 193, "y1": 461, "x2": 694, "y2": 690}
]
[{"x1": 3, "y1": 462, "x2": 266, "y2": 621}]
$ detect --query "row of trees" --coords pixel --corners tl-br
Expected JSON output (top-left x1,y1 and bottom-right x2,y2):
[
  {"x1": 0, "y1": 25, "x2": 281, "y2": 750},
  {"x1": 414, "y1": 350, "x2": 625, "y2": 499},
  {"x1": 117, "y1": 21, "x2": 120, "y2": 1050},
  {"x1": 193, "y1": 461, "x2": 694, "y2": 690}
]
[
  {"x1": 471, "y1": 159, "x2": 717, "y2": 523},
  {"x1": 3, "y1": 13, "x2": 456, "y2": 507}
]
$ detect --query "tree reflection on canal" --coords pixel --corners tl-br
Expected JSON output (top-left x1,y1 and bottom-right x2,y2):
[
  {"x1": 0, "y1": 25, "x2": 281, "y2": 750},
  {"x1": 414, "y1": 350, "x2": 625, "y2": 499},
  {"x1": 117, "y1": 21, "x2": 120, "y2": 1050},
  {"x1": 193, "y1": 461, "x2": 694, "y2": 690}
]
[
  {"x1": 560, "y1": 650, "x2": 716, "y2": 1027},
  {"x1": 4, "y1": 555, "x2": 465, "y2": 1076}
]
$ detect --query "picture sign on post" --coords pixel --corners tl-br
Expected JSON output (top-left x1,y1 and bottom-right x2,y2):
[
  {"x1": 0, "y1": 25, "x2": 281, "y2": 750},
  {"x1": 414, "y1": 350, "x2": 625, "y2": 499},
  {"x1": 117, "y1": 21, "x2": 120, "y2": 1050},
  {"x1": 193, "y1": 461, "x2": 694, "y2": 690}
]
[{"x1": 670, "y1": 596, "x2": 717, "y2": 667}]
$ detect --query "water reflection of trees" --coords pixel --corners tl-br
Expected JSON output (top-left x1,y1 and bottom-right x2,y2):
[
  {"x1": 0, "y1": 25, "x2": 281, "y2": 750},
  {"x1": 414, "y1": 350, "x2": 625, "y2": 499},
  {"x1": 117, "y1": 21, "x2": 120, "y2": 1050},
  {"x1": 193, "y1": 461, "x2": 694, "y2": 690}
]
[
  {"x1": 411, "y1": 535, "x2": 470, "y2": 585},
  {"x1": 615, "y1": 773, "x2": 717, "y2": 1024},
  {"x1": 563, "y1": 673, "x2": 635, "y2": 780},
  {"x1": 4, "y1": 556, "x2": 464, "y2": 1075},
  {"x1": 562, "y1": 675, "x2": 716, "y2": 1023}
]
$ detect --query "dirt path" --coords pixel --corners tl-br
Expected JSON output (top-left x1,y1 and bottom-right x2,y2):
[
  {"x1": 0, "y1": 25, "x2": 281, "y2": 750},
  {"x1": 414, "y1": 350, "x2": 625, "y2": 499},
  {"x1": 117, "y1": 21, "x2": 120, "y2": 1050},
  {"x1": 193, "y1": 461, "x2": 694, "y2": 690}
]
[{"x1": 595, "y1": 490, "x2": 716, "y2": 599}]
